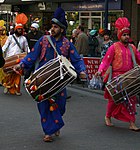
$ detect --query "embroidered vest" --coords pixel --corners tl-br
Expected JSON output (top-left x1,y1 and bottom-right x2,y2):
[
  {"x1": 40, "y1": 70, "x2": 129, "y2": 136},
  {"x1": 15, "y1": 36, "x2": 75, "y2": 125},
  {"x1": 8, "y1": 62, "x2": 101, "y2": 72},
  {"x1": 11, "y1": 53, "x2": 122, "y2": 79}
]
[
  {"x1": 39, "y1": 35, "x2": 70, "y2": 62},
  {"x1": 112, "y1": 42, "x2": 136, "y2": 70}
]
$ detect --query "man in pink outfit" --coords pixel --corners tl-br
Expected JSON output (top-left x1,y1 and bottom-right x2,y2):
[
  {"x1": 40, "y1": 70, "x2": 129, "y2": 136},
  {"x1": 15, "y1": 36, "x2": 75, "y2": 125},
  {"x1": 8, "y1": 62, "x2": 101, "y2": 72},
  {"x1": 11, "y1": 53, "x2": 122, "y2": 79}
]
[{"x1": 95, "y1": 17, "x2": 140, "y2": 131}]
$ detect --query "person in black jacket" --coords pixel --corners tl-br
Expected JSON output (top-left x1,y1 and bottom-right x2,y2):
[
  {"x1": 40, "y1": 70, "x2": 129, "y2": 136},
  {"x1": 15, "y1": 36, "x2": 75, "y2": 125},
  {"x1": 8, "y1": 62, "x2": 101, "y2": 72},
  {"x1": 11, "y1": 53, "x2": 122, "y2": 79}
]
[
  {"x1": 24, "y1": 23, "x2": 44, "y2": 79},
  {"x1": 0, "y1": 45, "x2": 5, "y2": 68},
  {"x1": 25, "y1": 23, "x2": 43, "y2": 50},
  {"x1": 88, "y1": 29, "x2": 99, "y2": 57}
]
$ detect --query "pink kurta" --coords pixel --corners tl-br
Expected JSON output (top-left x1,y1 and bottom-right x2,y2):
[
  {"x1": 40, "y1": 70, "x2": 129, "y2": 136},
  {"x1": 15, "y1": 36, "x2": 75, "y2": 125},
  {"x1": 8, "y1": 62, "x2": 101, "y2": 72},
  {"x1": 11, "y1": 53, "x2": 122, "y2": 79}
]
[{"x1": 98, "y1": 41, "x2": 140, "y2": 122}]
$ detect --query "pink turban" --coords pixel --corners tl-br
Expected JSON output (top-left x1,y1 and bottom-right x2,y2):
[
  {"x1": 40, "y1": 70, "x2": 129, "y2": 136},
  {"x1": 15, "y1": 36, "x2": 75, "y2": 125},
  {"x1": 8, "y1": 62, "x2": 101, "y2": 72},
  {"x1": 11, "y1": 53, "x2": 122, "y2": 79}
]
[{"x1": 115, "y1": 17, "x2": 130, "y2": 40}]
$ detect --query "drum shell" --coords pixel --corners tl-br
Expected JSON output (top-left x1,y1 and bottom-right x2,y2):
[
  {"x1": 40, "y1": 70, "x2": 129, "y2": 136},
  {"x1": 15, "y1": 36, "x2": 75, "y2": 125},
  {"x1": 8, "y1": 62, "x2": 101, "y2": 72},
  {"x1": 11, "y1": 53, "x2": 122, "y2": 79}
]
[
  {"x1": 25, "y1": 56, "x2": 77, "y2": 102},
  {"x1": 106, "y1": 66, "x2": 140, "y2": 104},
  {"x1": 3, "y1": 52, "x2": 27, "y2": 73}
]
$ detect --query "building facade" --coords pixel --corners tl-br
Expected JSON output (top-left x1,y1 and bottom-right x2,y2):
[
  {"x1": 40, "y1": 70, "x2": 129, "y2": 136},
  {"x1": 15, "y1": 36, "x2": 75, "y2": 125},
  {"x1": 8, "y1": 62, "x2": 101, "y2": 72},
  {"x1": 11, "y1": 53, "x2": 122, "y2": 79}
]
[{"x1": 0, "y1": 0, "x2": 140, "y2": 44}]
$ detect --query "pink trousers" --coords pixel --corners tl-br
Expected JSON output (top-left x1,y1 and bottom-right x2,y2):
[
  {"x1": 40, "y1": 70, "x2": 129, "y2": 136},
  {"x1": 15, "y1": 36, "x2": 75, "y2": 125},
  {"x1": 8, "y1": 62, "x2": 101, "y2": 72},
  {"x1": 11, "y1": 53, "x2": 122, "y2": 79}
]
[{"x1": 106, "y1": 97, "x2": 136, "y2": 123}]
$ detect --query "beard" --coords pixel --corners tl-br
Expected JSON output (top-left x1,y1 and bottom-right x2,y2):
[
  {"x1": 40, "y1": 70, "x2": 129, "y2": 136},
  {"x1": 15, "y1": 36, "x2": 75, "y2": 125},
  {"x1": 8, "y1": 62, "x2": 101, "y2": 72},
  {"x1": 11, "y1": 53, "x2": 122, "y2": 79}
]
[
  {"x1": 31, "y1": 29, "x2": 36, "y2": 34},
  {"x1": 51, "y1": 30, "x2": 61, "y2": 38},
  {"x1": 15, "y1": 30, "x2": 23, "y2": 36},
  {"x1": 123, "y1": 39, "x2": 129, "y2": 44}
]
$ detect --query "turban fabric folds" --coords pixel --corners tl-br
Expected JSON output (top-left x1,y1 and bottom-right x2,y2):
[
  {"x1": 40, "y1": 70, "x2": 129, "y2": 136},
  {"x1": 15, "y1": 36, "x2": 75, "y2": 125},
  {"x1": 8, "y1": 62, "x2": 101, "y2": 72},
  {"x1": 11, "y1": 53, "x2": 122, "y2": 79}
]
[
  {"x1": 31, "y1": 23, "x2": 39, "y2": 29},
  {"x1": 51, "y1": 7, "x2": 68, "y2": 29},
  {"x1": 115, "y1": 17, "x2": 130, "y2": 40},
  {"x1": 15, "y1": 13, "x2": 28, "y2": 30}
]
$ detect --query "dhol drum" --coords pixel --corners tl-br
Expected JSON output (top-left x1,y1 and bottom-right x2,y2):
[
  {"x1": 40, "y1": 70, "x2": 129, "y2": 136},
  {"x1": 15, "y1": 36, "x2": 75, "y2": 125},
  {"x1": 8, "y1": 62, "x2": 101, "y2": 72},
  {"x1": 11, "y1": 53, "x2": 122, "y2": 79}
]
[
  {"x1": 106, "y1": 65, "x2": 140, "y2": 104},
  {"x1": 25, "y1": 55, "x2": 77, "y2": 102},
  {"x1": 3, "y1": 52, "x2": 27, "y2": 73}
]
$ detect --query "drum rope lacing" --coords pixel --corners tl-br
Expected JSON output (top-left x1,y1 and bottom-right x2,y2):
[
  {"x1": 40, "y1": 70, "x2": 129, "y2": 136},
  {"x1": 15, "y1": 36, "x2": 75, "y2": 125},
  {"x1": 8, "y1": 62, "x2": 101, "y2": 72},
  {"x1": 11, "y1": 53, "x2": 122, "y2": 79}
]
[
  {"x1": 25, "y1": 56, "x2": 76, "y2": 102},
  {"x1": 114, "y1": 71, "x2": 140, "y2": 114}
]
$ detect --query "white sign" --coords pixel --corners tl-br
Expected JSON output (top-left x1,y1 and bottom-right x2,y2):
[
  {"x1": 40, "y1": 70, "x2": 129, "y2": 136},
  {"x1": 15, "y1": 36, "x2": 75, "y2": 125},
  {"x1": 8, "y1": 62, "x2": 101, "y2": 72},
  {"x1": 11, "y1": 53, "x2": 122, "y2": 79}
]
[
  {"x1": 0, "y1": 0, "x2": 5, "y2": 3},
  {"x1": 0, "y1": 4, "x2": 11, "y2": 11}
]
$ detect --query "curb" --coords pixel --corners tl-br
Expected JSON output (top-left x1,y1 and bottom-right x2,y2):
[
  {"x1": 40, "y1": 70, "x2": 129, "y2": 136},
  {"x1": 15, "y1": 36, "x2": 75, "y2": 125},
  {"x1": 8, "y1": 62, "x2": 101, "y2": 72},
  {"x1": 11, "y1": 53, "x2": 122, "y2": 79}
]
[{"x1": 68, "y1": 83, "x2": 104, "y2": 95}]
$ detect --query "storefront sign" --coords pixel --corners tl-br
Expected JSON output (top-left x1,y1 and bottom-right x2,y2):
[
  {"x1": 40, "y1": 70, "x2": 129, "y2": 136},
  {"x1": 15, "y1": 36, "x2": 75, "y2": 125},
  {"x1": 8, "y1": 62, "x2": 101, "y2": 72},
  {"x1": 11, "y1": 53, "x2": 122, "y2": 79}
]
[
  {"x1": 62, "y1": 0, "x2": 122, "y2": 11},
  {"x1": 83, "y1": 57, "x2": 101, "y2": 80},
  {"x1": 0, "y1": 4, "x2": 11, "y2": 11}
]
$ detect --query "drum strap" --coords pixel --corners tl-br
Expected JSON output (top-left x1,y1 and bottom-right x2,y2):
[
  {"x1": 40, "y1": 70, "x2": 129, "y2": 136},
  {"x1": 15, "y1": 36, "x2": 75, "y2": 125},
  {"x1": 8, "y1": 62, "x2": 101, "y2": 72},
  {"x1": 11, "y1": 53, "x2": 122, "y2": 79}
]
[
  {"x1": 108, "y1": 65, "x2": 112, "y2": 82},
  {"x1": 12, "y1": 35, "x2": 24, "y2": 53},
  {"x1": 128, "y1": 44, "x2": 137, "y2": 67},
  {"x1": 46, "y1": 35, "x2": 59, "y2": 56}
]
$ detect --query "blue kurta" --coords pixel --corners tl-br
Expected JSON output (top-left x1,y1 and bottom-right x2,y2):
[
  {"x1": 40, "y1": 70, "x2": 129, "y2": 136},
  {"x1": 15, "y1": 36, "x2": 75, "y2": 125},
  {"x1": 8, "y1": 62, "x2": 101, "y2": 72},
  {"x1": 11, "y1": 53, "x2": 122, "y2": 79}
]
[{"x1": 21, "y1": 35, "x2": 86, "y2": 135}]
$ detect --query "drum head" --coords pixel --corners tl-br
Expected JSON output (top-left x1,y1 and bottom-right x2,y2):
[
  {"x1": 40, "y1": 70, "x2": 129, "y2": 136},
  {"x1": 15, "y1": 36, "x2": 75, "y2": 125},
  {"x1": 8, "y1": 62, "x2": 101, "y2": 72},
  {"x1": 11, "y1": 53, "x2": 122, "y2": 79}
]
[{"x1": 60, "y1": 55, "x2": 77, "y2": 78}]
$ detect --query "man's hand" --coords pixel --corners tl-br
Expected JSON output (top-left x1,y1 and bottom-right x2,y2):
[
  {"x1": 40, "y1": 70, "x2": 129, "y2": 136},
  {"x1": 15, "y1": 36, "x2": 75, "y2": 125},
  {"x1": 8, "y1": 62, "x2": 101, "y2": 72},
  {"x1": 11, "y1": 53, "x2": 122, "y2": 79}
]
[
  {"x1": 13, "y1": 64, "x2": 21, "y2": 71},
  {"x1": 79, "y1": 71, "x2": 87, "y2": 79},
  {"x1": 13, "y1": 64, "x2": 23, "y2": 75},
  {"x1": 94, "y1": 71, "x2": 102, "y2": 77}
]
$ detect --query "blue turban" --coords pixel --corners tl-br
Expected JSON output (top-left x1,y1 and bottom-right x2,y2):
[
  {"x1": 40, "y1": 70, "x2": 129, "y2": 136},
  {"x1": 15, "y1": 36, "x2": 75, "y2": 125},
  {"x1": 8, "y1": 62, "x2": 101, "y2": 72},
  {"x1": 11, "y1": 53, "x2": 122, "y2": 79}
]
[
  {"x1": 89, "y1": 30, "x2": 97, "y2": 36},
  {"x1": 51, "y1": 7, "x2": 68, "y2": 29}
]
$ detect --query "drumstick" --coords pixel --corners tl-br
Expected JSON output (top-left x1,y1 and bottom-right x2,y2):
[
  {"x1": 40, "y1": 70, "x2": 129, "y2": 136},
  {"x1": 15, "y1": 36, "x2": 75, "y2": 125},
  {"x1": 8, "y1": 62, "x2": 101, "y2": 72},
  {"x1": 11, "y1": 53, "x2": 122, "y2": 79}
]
[{"x1": 13, "y1": 68, "x2": 22, "y2": 76}]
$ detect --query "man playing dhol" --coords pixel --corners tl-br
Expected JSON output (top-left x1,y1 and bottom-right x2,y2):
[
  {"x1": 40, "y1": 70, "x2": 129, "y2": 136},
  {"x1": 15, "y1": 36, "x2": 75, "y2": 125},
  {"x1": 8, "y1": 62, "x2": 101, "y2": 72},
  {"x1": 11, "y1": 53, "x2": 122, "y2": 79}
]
[
  {"x1": 95, "y1": 17, "x2": 140, "y2": 131},
  {"x1": 15, "y1": 8, "x2": 86, "y2": 142}
]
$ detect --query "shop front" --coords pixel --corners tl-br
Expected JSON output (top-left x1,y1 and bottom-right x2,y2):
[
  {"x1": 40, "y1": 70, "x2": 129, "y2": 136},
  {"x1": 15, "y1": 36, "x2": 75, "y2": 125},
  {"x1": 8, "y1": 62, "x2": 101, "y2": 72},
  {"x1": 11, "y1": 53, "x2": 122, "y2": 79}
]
[{"x1": 61, "y1": 0, "x2": 123, "y2": 38}]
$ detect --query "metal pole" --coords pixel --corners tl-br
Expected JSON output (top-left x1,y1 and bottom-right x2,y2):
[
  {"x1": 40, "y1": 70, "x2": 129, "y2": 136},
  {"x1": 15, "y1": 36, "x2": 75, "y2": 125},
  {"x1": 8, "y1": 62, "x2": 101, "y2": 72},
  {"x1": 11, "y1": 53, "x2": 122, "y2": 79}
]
[{"x1": 104, "y1": 0, "x2": 108, "y2": 29}]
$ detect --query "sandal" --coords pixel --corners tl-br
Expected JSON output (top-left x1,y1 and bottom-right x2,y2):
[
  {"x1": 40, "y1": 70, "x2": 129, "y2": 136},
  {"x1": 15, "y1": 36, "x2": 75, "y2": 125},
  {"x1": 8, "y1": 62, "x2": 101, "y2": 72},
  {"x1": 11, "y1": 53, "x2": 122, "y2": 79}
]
[
  {"x1": 43, "y1": 135, "x2": 53, "y2": 142},
  {"x1": 4, "y1": 88, "x2": 8, "y2": 94},
  {"x1": 105, "y1": 116, "x2": 114, "y2": 127},
  {"x1": 15, "y1": 92, "x2": 22, "y2": 96},
  {"x1": 55, "y1": 130, "x2": 60, "y2": 136}
]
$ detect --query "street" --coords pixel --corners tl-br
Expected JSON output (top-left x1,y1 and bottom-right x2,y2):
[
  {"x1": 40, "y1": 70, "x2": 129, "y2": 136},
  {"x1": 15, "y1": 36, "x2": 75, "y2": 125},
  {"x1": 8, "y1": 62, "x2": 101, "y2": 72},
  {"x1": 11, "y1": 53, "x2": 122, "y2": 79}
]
[{"x1": 0, "y1": 84, "x2": 140, "y2": 150}]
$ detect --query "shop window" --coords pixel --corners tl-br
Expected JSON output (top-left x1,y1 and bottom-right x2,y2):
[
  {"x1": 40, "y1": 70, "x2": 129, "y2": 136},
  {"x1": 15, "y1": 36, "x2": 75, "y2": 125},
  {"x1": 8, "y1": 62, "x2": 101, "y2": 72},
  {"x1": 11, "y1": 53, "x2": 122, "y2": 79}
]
[
  {"x1": 80, "y1": 12, "x2": 89, "y2": 16},
  {"x1": 91, "y1": 12, "x2": 101, "y2": 16},
  {"x1": 102, "y1": 11, "x2": 124, "y2": 41}
]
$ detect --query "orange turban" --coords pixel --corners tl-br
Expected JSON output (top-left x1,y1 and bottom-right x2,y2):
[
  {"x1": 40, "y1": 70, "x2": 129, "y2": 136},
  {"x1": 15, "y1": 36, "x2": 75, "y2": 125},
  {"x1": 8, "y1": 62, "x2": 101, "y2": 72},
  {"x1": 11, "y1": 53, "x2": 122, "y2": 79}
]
[
  {"x1": 15, "y1": 13, "x2": 28, "y2": 30},
  {"x1": 99, "y1": 28, "x2": 104, "y2": 35},
  {"x1": 115, "y1": 17, "x2": 130, "y2": 40}
]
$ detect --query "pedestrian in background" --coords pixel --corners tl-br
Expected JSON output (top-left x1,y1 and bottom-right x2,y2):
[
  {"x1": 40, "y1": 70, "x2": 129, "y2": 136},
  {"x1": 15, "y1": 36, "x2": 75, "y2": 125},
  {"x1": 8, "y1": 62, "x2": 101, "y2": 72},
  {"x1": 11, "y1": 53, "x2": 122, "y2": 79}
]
[
  {"x1": 101, "y1": 29, "x2": 113, "y2": 60},
  {"x1": 24, "y1": 23, "x2": 44, "y2": 79},
  {"x1": 70, "y1": 28, "x2": 78, "y2": 45},
  {"x1": 96, "y1": 28, "x2": 104, "y2": 57},
  {"x1": 88, "y1": 29, "x2": 99, "y2": 57},
  {"x1": 9, "y1": 26, "x2": 14, "y2": 35},
  {"x1": 75, "y1": 25, "x2": 89, "y2": 57},
  {"x1": 25, "y1": 23, "x2": 43, "y2": 50},
  {"x1": 95, "y1": 17, "x2": 140, "y2": 131}
]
